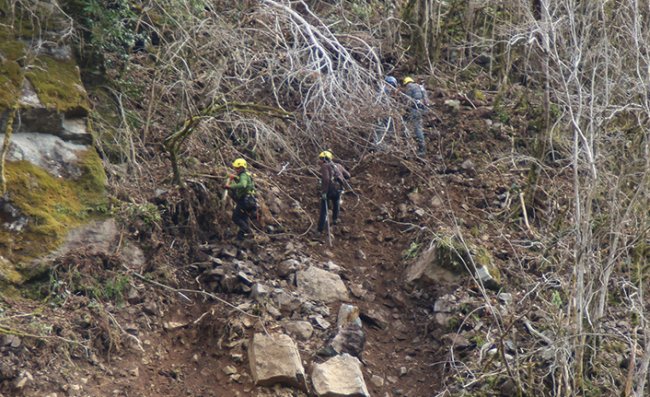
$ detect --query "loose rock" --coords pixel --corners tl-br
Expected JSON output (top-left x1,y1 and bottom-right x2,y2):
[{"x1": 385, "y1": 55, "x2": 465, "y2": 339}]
[
  {"x1": 283, "y1": 321, "x2": 314, "y2": 341},
  {"x1": 248, "y1": 333, "x2": 305, "y2": 389},
  {"x1": 311, "y1": 354, "x2": 369, "y2": 397},
  {"x1": 296, "y1": 266, "x2": 350, "y2": 303}
]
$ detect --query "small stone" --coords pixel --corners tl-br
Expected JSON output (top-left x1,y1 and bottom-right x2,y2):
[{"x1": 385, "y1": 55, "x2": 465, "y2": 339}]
[
  {"x1": 284, "y1": 321, "x2": 314, "y2": 341},
  {"x1": 223, "y1": 365, "x2": 237, "y2": 375},
  {"x1": 498, "y1": 293, "x2": 513, "y2": 305},
  {"x1": 370, "y1": 374, "x2": 384, "y2": 387},
  {"x1": 277, "y1": 259, "x2": 300, "y2": 278},
  {"x1": 444, "y1": 99, "x2": 461, "y2": 110},
  {"x1": 143, "y1": 301, "x2": 159, "y2": 316},
  {"x1": 237, "y1": 271, "x2": 254, "y2": 286},
  {"x1": 242, "y1": 316, "x2": 255, "y2": 328},
  {"x1": 129, "y1": 367, "x2": 139, "y2": 377},
  {"x1": 251, "y1": 283, "x2": 271, "y2": 300},
  {"x1": 220, "y1": 246, "x2": 238, "y2": 258},
  {"x1": 310, "y1": 315, "x2": 331, "y2": 330},
  {"x1": 324, "y1": 261, "x2": 341, "y2": 273},
  {"x1": 349, "y1": 283, "x2": 367, "y2": 299},
  {"x1": 476, "y1": 266, "x2": 500, "y2": 290},
  {"x1": 399, "y1": 367, "x2": 407, "y2": 377},
  {"x1": 3, "y1": 334, "x2": 21, "y2": 348},
  {"x1": 360, "y1": 308, "x2": 388, "y2": 330},
  {"x1": 387, "y1": 375, "x2": 398, "y2": 384},
  {"x1": 266, "y1": 304, "x2": 282, "y2": 319},
  {"x1": 163, "y1": 321, "x2": 187, "y2": 330},
  {"x1": 14, "y1": 371, "x2": 33, "y2": 389},
  {"x1": 126, "y1": 287, "x2": 141, "y2": 304}
]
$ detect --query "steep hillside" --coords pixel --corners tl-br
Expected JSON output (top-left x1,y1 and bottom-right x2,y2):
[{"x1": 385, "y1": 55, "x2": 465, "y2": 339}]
[{"x1": 1, "y1": 1, "x2": 649, "y2": 397}]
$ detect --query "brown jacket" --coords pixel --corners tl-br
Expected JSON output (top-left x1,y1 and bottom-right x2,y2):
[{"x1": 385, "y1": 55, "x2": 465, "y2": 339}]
[{"x1": 320, "y1": 160, "x2": 351, "y2": 194}]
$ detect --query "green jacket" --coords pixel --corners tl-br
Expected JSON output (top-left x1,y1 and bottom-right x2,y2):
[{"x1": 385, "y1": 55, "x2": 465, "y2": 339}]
[{"x1": 229, "y1": 171, "x2": 255, "y2": 200}]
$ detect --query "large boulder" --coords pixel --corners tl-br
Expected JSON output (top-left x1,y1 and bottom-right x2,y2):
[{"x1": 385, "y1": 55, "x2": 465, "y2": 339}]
[
  {"x1": 296, "y1": 266, "x2": 350, "y2": 303},
  {"x1": 248, "y1": 333, "x2": 306, "y2": 389},
  {"x1": 311, "y1": 353, "x2": 369, "y2": 397}
]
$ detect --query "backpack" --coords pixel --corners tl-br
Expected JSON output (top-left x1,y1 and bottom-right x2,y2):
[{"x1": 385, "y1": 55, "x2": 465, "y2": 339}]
[
  {"x1": 328, "y1": 162, "x2": 346, "y2": 192},
  {"x1": 237, "y1": 172, "x2": 257, "y2": 211}
]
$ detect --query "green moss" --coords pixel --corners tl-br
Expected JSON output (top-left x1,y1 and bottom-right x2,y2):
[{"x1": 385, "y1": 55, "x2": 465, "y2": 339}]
[
  {"x1": 0, "y1": 29, "x2": 25, "y2": 109},
  {"x1": 0, "y1": 256, "x2": 24, "y2": 284},
  {"x1": 0, "y1": 150, "x2": 108, "y2": 284},
  {"x1": 470, "y1": 89, "x2": 486, "y2": 102},
  {"x1": 433, "y1": 235, "x2": 499, "y2": 283},
  {"x1": 24, "y1": 55, "x2": 89, "y2": 113},
  {"x1": 73, "y1": 149, "x2": 108, "y2": 211}
]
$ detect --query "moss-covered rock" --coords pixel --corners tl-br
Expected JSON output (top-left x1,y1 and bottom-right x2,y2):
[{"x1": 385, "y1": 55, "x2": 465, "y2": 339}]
[
  {"x1": 24, "y1": 55, "x2": 89, "y2": 115},
  {"x1": 0, "y1": 149, "x2": 108, "y2": 285},
  {"x1": 406, "y1": 234, "x2": 501, "y2": 290}
]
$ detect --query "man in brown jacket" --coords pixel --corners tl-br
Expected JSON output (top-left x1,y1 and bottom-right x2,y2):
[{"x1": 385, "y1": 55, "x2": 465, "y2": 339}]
[{"x1": 317, "y1": 150, "x2": 351, "y2": 234}]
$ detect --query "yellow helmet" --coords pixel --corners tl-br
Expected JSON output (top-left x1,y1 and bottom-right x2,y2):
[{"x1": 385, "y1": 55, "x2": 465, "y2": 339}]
[
  {"x1": 318, "y1": 150, "x2": 333, "y2": 160},
  {"x1": 232, "y1": 158, "x2": 247, "y2": 168},
  {"x1": 403, "y1": 76, "x2": 414, "y2": 85}
]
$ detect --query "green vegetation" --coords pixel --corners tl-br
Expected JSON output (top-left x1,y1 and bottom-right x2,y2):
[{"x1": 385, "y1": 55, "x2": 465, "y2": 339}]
[
  {"x1": 121, "y1": 202, "x2": 162, "y2": 227},
  {"x1": 402, "y1": 241, "x2": 421, "y2": 259},
  {"x1": 49, "y1": 263, "x2": 131, "y2": 306}
]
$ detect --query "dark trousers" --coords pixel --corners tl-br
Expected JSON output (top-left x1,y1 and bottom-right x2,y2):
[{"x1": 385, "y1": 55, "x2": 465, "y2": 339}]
[
  {"x1": 318, "y1": 190, "x2": 341, "y2": 232},
  {"x1": 232, "y1": 198, "x2": 256, "y2": 238},
  {"x1": 405, "y1": 107, "x2": 425, "y2": 153}
]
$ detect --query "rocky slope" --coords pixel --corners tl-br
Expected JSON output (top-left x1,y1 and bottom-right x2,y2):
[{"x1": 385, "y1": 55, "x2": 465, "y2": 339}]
[{"x1": 1, "y1": 1, "x2": 645, "y2": 397}]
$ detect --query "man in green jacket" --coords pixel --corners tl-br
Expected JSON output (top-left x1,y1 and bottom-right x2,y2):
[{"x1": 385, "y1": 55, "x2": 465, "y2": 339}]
[{"x1": 224, "y1": 158, "x2": 257, "y2": 240}]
